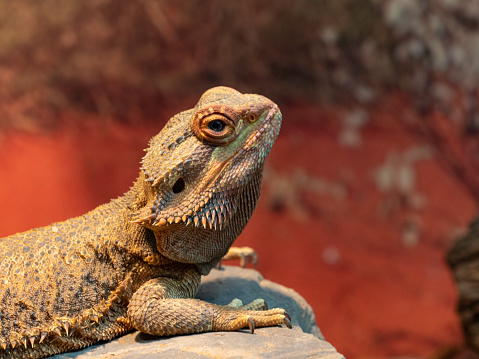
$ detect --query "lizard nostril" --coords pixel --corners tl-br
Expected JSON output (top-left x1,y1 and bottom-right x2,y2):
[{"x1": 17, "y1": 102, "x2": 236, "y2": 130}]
[{"x1": 172, "y1": 178, "x2": 185, "y2": 194}]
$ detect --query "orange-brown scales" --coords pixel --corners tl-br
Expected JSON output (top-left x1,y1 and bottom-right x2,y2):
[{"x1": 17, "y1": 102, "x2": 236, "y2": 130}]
[{"x1": 0, "y1": 87, "x2": 290, "y2": 359}]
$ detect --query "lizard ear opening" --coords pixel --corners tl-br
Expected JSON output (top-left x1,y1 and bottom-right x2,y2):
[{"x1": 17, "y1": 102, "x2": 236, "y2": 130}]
[{"x1": 172, "y1": 177, "x2": 185, "y2": 194}]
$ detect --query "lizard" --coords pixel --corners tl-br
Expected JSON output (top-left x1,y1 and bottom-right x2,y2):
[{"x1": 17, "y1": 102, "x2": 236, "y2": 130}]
[{"x1": 0, "y1": 86, "x2": 290, "y2": 359}]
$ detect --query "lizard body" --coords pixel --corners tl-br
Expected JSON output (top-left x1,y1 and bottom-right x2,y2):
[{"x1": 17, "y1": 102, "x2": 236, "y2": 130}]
[{"x1": 0, "y1": 87, "x2": 287, "y2": 358}]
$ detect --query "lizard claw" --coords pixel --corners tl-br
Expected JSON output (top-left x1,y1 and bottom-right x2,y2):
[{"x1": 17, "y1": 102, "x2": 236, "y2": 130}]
[
  {"x1": 284, "y1": 312, "x2": 291, "y2": 322},
  {"x1": 239, "y1": 251, "x2": 258, "y2": 267},
  {"x1": 283, "y1": 315, "x2": 293, "y2": 329},
  {"x1": 247, "y1": 317, "x2": 255, "y2": 334}
]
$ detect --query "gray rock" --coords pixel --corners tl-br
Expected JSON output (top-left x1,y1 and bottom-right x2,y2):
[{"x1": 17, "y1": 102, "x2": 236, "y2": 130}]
[
  {"x1": 198, "y1": 265, "x2": 323, "y2": 339},
  {"x1": 55, "y1": 266, "x2": 343, "y2": 359}
]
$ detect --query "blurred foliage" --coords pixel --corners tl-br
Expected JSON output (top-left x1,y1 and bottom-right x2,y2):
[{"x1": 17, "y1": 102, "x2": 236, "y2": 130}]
[{"x1": 1, "y1": 0, "x2": 479, "y2": 132}]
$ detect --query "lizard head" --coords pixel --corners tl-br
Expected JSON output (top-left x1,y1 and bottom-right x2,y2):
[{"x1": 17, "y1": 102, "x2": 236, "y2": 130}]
[{"x1": 133, "y1": 86, "x2": 281, "y2": 265}]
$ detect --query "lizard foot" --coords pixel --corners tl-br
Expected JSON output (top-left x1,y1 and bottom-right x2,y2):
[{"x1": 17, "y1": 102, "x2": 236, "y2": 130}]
[
  {"x1": 226, "y1": 298, "x2": 268, "y2": 310},
  {"x1": 213, "y1": 299, "x2": 292, "y2": 334},
  {"x1": 218, "y1": 247, "x2": 258, "y2": 269}
]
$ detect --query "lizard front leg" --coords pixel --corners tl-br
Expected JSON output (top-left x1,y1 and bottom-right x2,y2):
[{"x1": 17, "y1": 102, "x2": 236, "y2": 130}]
[{"x1": 127, "y1": 267, "x2": 291, "y2": 336}]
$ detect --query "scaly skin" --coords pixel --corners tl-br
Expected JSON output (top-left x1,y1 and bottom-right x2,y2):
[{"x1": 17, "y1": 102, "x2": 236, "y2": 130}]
[
  {"x1": 448, "y1": 218, "x2": 479, "y2": 352},
  {"x1": 0, "y1": 87, "x2": 288, "y2": 359}
]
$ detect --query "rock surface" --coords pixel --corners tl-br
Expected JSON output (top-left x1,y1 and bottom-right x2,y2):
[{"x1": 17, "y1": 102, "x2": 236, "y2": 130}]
[{"x1": 54, "y1": 266, "x2": 343, "y2": 358}]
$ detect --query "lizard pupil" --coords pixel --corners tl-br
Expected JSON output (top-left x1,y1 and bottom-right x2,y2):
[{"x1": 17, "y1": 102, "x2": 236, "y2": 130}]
[
  {"x1": 172, "y1": 177, "x2": 185, "y2": 194},
  {"x1": 208, "y1": 120, "x2": 225, "y2": 132}
]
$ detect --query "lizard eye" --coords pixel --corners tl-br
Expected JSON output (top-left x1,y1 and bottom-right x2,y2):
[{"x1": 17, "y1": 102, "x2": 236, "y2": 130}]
[
  {"x1": 193, "y1": 113, "x2": 238, "y2": 145},
  {"x1": 208, "y1": 119, "x2": 226, "y2": 132}
]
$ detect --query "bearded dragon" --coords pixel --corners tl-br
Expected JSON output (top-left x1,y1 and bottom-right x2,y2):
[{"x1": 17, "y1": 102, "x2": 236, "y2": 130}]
[{"x1": 0, "y1": 86, "x2": 289, "y2": 359}]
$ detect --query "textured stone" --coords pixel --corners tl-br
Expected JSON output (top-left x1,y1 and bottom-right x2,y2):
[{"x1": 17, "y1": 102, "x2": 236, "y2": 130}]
[{"x1": 54, "y1": 266, "x2": 343, "y2": 358}]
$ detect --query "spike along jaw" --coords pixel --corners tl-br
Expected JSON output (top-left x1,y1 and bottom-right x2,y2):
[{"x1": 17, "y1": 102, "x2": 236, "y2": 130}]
[{"x1": 136, "y1": 87, "x2": 282, "y2": 264}]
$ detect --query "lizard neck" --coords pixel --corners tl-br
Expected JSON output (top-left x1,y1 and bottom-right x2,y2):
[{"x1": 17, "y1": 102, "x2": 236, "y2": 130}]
[{"x1": 78, "y1": 176, "x2": 161, "y2": 264}]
